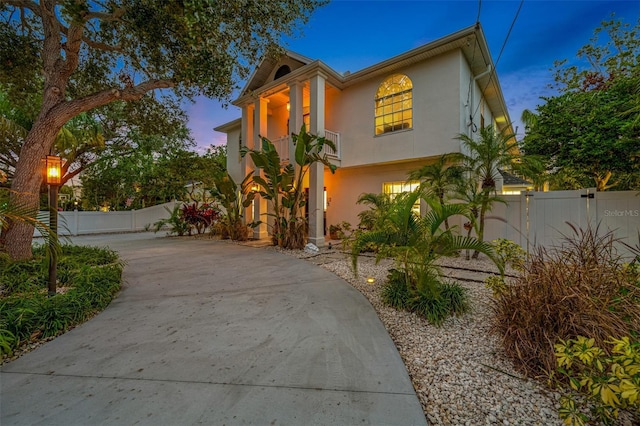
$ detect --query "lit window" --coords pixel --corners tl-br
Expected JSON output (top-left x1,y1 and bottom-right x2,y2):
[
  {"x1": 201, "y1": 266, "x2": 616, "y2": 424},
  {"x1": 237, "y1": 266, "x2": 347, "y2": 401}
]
[
  {"x1": 375, "y1": 74, "x2": 413, "y2": 135},
  {"x1": 383, "y1": 180, "x2": 421, "y2": 215}
]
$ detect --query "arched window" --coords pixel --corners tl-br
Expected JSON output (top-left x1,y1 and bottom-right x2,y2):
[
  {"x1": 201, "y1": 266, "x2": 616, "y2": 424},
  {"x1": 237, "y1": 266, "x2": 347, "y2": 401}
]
[
  {"x1": 374, "y1": 74, "x2": 413, "y2": 135},
  {"x1": 274, "y1": 65, "x2": 291, "y2": 80}
]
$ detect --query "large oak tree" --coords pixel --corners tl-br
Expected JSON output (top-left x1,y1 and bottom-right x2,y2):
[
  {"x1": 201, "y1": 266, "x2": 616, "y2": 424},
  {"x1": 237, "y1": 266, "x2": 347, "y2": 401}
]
[{"x1": 0, "y1": 0, "x2": 326, "y2": 260}]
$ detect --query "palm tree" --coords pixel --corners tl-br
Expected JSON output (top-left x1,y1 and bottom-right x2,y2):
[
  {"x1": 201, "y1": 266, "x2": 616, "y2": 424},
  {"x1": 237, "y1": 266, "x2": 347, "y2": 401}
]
[
  {"x1": 520, "y1": 108, "x2": 539, "y2": 133},
  {"x1": 457, "y1": 125, "x2": 518, "y2": 258},
  {"x1": 455, "y1": 179, "x2": 506, "y2": 260},
  {"x1": 350, "y1": 186, "x2": 501, "y2": 325},
  {"x1": 351, "y1": 187, "x2": 500, "y2": 275},
  {"x1": 409, "y1": 153, "x2": 464, "y2": 230},
  {"x1": 355, "y1": 192, "x2": 393, "y2": 231}
]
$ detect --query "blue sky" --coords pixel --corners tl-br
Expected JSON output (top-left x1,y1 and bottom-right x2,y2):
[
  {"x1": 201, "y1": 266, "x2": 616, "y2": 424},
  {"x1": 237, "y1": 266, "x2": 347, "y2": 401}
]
[{"x1": 184, "y1": 0, "x2": 640, "y2": 151}]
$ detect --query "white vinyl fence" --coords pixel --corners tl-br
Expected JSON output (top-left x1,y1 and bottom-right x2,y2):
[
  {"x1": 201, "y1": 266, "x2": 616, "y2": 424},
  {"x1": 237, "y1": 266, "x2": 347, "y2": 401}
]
[
  {"x1": 35, "y1": 200, "x2": 181, "y2": 237},
  {"x1": 483, "y1": 189, "x2": 640, "y2": 259}
]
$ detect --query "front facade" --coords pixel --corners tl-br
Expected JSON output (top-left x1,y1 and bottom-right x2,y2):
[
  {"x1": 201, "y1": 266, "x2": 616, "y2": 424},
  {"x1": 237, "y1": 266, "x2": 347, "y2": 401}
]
[{"x1": 215, "y1": 24, "x2": 513, "y2": 247}]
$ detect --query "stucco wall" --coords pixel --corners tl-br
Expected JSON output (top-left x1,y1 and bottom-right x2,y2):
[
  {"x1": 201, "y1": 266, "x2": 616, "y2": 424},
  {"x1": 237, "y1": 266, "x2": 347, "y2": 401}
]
[
  {"x1": 334, "y1": 50, "x2": 463, "y2": 168},
  {"x1": 268, "y1": 104, "x2": 289, "y2": 140},
  {"x1": 324, "y1": 160, "x2": 431, "y2": 229},
  {"x1": 226, "y1": 127, "x2": 242, "y2": 183}
]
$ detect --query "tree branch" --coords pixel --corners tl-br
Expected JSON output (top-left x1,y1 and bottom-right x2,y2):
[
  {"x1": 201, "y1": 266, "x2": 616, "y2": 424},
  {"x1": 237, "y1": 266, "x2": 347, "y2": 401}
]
[
  {"x1": 58, "y1": 24, "x2": 122, "y2": 52},
  {"x1": 51, "y1": 79, "x2": 176, "y2": 125},
  {"x1": 83, "y1": 8, "x2": 126, "y2": 22},
  {"x1": 62, "y1": 23, "x2": 84, "y2": 78},
  {"x1": 2, "y1": 0, "x2": 40, "y2": 14}
]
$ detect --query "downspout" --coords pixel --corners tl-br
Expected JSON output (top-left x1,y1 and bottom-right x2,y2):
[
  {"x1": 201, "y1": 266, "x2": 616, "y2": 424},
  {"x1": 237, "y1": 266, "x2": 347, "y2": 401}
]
[{"x1": 467, "y1": 64, "x2": 492, "y2": 138}]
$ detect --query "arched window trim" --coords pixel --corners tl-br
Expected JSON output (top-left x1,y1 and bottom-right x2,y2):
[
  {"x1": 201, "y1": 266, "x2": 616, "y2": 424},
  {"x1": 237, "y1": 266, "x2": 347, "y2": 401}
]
[{"x1": 374, "y1": 74, "x2": 413, "y2": 136}]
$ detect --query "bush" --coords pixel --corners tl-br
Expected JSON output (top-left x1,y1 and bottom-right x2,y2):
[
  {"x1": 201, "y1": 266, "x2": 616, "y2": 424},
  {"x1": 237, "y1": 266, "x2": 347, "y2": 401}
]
[
  {"x1": 153, "y1": 204, "x2": 191, "y2": 236},
  {"x1": 382, "y1": 268, "x2": 470, "y2": 326},
  {"x1": 492, "y1": 238, "x2": 526, "y2": 271},
  {"x1": 181, "y1": 202, "x2": 220, "y2": 235},
  {"x1": 554, "y1": 336, "x2": 640, "y2": 425},
  {"x1": 381, "y1": 269, "x2": 411, "y2": 310},
  {"x1": 0, "y1": 245, "x2": 123, "y2": 358},
  {"x1": 492, "y1": 224, "x2": 640, "y2": 379}
]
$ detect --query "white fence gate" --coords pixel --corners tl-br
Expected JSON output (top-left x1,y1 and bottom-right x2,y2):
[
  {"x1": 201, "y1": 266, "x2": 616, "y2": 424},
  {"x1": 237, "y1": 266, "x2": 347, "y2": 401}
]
[{"x1": 484, "y1": 189, "x2": 639, "y2": 259}]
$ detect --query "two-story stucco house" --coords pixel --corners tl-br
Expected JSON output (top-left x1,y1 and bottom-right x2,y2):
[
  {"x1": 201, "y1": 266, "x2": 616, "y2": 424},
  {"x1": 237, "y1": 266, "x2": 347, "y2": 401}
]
[{"x1": 215, "y1": 24, "x2": 513, "y2": 247}]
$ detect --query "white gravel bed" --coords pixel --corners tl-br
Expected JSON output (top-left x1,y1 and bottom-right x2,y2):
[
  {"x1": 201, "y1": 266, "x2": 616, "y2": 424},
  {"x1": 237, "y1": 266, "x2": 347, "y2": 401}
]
[{"x1": 273, "y1": 246, "x2": 563, "y2": 425}]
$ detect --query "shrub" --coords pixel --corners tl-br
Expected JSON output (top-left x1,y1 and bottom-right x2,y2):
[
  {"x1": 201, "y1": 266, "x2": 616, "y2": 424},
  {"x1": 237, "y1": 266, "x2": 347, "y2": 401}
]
[
  {"x1": 0, "y1": 245, "x2": 123, "y2": 357},
  {"x1": 492, "y1": 238, "x2": 526, "y2": 271},
  {"x1": 554, "y1": 336, "x2": 640, "y2": 425},
  {"x1": 153, "y1": 204, "x2": 191, "y2": 236},
  {"x1": 181, "y1": 202, "x2": 220, "y2": 235},
  {"x1": 381, "y1": 268, "x2": 470, "y2": 326},
  {"x1": 381, "y1": 269, "x2": 411, "y2": 310},
  {"x1": 484, "y1": 274, "x2": 508, "y2": 297},
  {"x1": 440, "y1": 281, "x2": 470, "y2": 316},
  {"x1": 492, "y1": 224, "x2": 640, "y2": 379}
]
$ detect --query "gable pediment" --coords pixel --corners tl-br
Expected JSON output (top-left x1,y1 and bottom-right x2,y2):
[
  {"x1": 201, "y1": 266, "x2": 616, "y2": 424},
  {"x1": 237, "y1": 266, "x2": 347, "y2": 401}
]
[{"x1": 242, "y1": 51, "x2": 313, "y2": 95}]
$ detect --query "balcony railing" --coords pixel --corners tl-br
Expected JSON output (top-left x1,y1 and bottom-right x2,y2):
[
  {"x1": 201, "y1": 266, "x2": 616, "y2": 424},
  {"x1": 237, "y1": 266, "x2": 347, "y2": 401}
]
[
  {"x1": 271, "y1": 129, "x2": 341, "y2": 163},
  {"x1": 272, "y1": 135, "x2": 290, "y2": 163},
  {"x1": 323, "y1": 130, "x2": 340, "y2": 159}
]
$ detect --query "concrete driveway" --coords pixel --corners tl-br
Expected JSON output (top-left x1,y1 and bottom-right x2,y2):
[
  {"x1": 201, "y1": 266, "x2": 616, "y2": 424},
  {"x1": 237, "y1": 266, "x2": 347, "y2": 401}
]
[{"x1": 1, "y1": 233, "x2": 427, "y2": 425}]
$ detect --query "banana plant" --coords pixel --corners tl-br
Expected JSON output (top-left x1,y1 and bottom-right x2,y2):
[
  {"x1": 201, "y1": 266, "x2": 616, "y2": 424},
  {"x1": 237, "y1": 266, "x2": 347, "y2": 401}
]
[
  {"x1": 210, "y1": 170, "x2": 255, "y2": 241},
  {"x1": 241, "y1": 124, "x2": 337, "y2": 249}
]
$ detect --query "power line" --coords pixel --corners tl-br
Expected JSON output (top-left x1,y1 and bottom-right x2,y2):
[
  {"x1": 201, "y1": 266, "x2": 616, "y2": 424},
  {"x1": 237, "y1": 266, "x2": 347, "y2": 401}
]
[
  {"x1": 465, "y1": 0, "x2": 482, "y2": 109},
  {"x1": 472, "y1": 0, "x2": 524, "y2": 122}
]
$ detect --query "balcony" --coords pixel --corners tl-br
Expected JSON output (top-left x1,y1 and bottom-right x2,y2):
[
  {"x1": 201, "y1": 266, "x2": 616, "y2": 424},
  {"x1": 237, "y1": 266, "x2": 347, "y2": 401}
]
[
  {"x1": 271, "y1": 130, "x2": 341, "y2": 164},
  {"x1": 323, "y1": 130, "x2": 340, "y2": 160},
  {"x1": 272, "y1": 135, "x2": 290, "y2": 163}
]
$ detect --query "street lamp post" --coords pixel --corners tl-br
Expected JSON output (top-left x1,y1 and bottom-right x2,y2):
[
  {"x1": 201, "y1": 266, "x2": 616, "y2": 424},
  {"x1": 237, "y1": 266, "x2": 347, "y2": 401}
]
[{"x1": 45, "y1": 155, "x2": 61, "y2": 297}]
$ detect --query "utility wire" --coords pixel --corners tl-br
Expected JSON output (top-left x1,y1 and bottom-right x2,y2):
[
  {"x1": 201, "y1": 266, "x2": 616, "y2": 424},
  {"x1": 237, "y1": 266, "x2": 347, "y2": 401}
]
[
  {"x1": 465, "y1": 0, "x2": 482, "y2": 110},
  {"x1": 472, "y1": 0, "x2": 524, "y2": 122}
]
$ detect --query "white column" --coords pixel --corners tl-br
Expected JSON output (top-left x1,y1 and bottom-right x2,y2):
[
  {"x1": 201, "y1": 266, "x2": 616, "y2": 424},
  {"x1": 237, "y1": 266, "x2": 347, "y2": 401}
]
[
  {"x1": 239, "y1": 106, "x2": 251, "y2": 182},
  {"x1": 243, "y1": 104, "x2": 255, "y2": 224},
  {"x1": 308, "y1": 73, "x2": 326, "y2": 247},
  {"x1": 288, "y1": 80, "x2": 304, "y2": 163},
  {"x1": 253, "y1": 97, "x2": 269, "y2": 240}
]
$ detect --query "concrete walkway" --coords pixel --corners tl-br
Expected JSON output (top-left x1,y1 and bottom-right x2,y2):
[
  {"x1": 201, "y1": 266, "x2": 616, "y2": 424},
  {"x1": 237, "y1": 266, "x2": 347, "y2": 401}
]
[{"x1": 1, "y1": 233, "x2": 427, "y2": 425}]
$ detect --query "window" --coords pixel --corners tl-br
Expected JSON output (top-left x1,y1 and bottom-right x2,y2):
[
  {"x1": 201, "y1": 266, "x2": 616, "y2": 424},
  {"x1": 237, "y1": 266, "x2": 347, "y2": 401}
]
[
  {"x1": 383, "y1": 180, "x2": 421, "y2": 215},
  {"x1": 274, "y1": 65, "x2": 291, "y2": 80},
  {"x1": 375, "y1": 74, "x2": 413, "y2": 135}
]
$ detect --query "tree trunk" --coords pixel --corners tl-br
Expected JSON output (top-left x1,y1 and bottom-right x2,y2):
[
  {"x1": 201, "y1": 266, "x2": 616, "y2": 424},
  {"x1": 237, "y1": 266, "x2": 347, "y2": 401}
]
[
  {"x1": 4, "y1": 120, "x2": 63, "y2": 260},
  {"x1": 472, "y1": 209, "x2": 486, "y2": 260},
  {"x1": 3, "y1": 80, "x2": 174, "y2": 260}
]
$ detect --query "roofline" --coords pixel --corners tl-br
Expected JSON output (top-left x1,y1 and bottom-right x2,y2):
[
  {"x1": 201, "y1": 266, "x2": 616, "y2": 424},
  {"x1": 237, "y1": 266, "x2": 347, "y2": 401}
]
[
  {"x1": 233, "y1": 60, "x2": 343, "y2": 107},
  {"x1": 213, "y1": 118, "x2": 241, "y2": 133},
  {"x1": 231, "y1": 23, "x2": 512, "y2": 130},
  {"x1": 343, "y1": 25, "x2": 480, "y2": 85},
  {"x1": 237, "y1": 49, "x2": 315, "y2": 99}
]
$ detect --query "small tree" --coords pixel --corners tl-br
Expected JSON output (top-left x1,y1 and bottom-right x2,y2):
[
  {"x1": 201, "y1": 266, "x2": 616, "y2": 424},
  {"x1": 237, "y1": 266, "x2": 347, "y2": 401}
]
[
  {"x1": 350, "y1": 187, "x2": 500, "y2": 325},
  {"x1": 242, "y1": 124, "x2": 337, "y2": 249},
  {"x1": 408, "y1": 152, "x2": 464, "y2": 230},
  {"x1": 457, "y1": 125, "x2": 517, "y2": 258}
]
